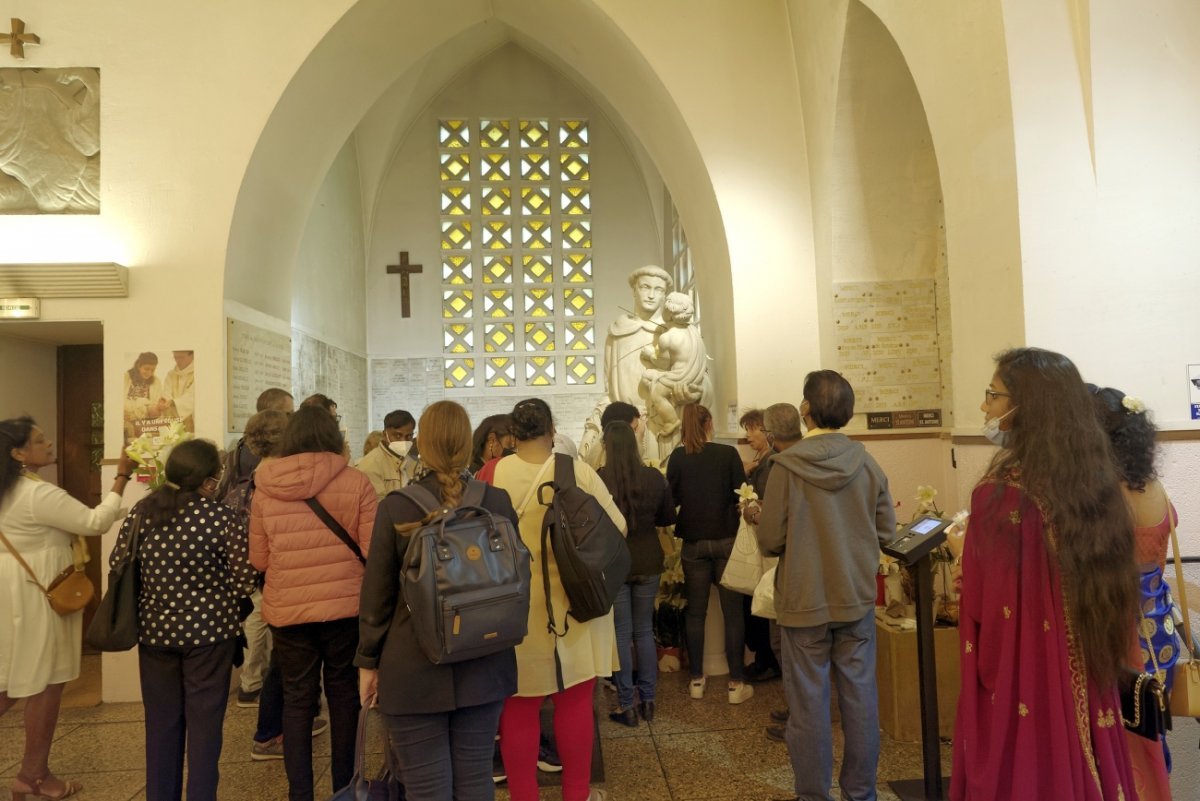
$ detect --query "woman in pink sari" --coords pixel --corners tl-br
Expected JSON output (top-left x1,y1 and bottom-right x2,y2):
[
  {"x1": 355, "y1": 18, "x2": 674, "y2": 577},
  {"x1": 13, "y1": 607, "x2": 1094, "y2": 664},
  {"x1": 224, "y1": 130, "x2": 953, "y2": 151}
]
[{"x1": 952, "y1": 348, "x2": 1138, "y2": 801}]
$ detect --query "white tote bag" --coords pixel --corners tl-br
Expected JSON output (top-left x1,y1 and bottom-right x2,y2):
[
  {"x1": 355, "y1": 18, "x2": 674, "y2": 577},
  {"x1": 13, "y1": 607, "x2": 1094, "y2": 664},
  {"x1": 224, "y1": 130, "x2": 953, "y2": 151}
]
[
  {"x1": 751, "y1": 566, "x2": 777, "y2": 619},
  {"x1": 720, "y1": 518, "x2": 765, "y2": 595}
]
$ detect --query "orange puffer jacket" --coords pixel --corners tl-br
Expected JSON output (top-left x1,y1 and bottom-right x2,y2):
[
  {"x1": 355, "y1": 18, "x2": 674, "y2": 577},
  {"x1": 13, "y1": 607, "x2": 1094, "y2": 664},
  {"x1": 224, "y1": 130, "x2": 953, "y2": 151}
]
[{"x1": 249, "y1": 452, "x2": 378, "y2": 627}]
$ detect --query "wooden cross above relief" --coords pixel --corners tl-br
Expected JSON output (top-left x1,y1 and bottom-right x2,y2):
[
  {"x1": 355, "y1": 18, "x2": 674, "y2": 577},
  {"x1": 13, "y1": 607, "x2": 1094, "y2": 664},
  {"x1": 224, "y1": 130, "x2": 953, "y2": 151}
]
[
  {"x1": 1, "y1": 19, "x2": 40, "y2": 59},
  {"x1": 386, "y1": 251, "x2": 423, "y2": 318}
]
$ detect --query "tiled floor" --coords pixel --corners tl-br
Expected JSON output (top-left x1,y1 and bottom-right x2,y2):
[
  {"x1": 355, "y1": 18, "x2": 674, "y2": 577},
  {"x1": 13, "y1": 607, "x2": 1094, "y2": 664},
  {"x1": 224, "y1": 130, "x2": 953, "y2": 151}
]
[{"x1": 0, "y1": 665, "x2": 955, "y2": 801}]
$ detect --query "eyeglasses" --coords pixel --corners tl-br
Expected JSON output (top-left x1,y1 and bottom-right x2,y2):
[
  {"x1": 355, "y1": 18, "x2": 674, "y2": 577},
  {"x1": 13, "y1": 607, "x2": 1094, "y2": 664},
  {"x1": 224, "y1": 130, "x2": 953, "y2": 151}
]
[{"x1": 983, "y1": 388, "x2": 1012, "y2": 402}]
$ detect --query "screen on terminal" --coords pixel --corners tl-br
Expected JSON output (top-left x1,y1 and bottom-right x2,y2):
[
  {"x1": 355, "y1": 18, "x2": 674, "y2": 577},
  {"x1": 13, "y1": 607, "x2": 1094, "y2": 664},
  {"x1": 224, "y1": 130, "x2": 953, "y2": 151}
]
[{"x1": 910, "y1": 517, "x2": 942, "y2": 535}]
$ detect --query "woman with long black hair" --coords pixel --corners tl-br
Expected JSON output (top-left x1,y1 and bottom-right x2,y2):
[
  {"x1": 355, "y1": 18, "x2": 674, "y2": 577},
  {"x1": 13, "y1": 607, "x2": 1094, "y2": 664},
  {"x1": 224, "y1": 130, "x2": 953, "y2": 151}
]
[
  {"x1": 110, "y1": 438, "x2": 256, "y2": 801},
  {"x1": 598, "y1": 420, "x2": 675, "y2": 726}
]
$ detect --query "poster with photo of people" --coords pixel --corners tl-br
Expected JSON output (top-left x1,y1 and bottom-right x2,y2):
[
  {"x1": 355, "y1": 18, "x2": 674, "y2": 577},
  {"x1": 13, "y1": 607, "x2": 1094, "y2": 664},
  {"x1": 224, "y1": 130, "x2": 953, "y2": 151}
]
[{"x1": 122, "y1": 350, "x2": 195, "y2": 445}]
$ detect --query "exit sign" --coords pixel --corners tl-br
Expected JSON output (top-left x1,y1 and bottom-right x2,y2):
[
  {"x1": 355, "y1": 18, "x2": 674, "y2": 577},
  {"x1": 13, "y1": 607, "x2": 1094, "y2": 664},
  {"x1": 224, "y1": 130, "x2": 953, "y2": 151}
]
[{"x1": 0, "y1": 298, "x2": 40, "y2": 319}]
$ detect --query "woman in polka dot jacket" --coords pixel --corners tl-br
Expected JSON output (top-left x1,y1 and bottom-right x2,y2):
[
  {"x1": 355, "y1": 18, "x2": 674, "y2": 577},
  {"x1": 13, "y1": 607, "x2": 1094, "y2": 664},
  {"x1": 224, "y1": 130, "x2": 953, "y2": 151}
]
[{"x1": 107, "y1": 438, "x2": 257, "y2": 801}]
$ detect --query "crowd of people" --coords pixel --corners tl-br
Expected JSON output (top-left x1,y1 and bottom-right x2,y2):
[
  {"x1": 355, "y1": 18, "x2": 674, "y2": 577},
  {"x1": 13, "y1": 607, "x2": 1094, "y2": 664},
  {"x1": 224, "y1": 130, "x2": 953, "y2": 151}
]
[{"x1": 0, "y1": 346, "x2": 1191, "y2": 801}]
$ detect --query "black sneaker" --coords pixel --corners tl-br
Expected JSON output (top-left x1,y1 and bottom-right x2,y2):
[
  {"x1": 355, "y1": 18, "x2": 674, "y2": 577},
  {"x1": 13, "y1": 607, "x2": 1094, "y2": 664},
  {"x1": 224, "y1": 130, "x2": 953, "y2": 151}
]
[
  {"x1": 537, "y1": 740, "x2": 562, "y2": 773},
  {"x1": 765, "y1": 724, "x2": 786, "y2": 742},
  {"x1": 236, "y1": 688, "x2": 260, "y2": 708},
  {"x1": 769, "y1": 707, "x2": 790, "y2": 723},
  {"x1": 744, "y1": 664, "x2": 781, "y2": 683}
]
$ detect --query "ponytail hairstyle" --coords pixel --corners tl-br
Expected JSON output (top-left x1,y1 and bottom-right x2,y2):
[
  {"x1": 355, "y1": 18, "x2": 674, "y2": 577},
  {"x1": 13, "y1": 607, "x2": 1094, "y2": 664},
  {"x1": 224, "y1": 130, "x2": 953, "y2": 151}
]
[
  {"x1": 600, "y1": 421, "x2": 641, "y2": 532},
  {"x1": 142, "y1": 439, "x2": 221, "y2": 527},
  {"x1": 511, "y1": 398, "x2": 554, "y2": 441},
  {"x1": 0, "y1": 416, "x2": 35, "y2": 507},
  {"x1": 415, "y1": 401, "x2": 473, "y2": 507},
  {"x1": 680, "y1": 404, "x2": 712, "y2": 455}
]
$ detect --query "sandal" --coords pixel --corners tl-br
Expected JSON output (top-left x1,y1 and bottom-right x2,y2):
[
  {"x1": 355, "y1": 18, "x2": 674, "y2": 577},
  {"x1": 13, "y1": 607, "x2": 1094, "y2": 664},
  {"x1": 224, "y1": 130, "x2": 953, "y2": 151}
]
[{"x1": 12, "y1": 773, "x2": 82, "y2": 801}]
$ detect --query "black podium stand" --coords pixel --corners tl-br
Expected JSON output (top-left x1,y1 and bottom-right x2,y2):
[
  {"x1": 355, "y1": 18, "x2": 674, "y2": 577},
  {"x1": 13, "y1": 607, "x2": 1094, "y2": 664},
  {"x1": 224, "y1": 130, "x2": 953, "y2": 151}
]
[{"x1": 882, "y1": 516, "x2": 952, "y2": 801}]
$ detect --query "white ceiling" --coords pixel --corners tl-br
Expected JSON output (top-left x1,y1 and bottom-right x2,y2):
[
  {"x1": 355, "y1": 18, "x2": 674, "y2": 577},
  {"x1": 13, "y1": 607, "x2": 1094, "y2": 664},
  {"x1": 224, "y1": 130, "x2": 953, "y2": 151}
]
[{"x1": 0, "y1": 320, "x2": 103, "y2": 345}]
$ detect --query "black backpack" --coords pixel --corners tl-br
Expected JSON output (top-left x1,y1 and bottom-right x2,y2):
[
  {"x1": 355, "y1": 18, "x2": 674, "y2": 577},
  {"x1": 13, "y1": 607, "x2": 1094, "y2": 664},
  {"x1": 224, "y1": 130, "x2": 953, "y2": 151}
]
[
  {"x1": 400, "y1": 480, "x2": 532, "y2": 665},
  {"x1": 538, "y1": 453, "x2": 631, "y2": 634}
]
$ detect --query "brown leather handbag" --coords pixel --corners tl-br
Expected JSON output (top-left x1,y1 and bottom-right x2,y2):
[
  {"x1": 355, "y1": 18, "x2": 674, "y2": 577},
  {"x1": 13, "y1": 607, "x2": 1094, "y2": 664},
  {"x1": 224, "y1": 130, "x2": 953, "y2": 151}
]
[
  {"x1": 0, "y1": 529, "x2": 95, "y2": 616},
  {"x1": 1167, "y1": 503, "x2": 1200, "y2": 717}
]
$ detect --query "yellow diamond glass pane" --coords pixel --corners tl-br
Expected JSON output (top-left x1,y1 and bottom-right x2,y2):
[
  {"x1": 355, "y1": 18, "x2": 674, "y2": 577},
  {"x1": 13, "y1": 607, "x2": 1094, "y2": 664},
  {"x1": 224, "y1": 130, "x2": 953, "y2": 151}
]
[
  {"x1": 566, "y1": 356, "x2": 596, "y2": 385},
  {"x1": 479, "y1": 119, "x2": 510, "y2": 148},
  {"x1": 562, "y1": 220, "x2": 591, "y2": 249},
  {"x1": 521, "y1": 187, "x2": 550, "y2": 216},
  {"x1": 439, "y1": 153, "x2": 470, "y2": 182},
  {"x1": 524, "y1": 322, "x2": 555, "y2": 352},
  {"x1": 524, "y1": 288, "x2": 553, "y2": 318},
  {"x1": 566, "y1": 321, "x2": 594, "y2": 350},
  {"x1": 484, "y1": 323, "x2": 514, "y2": 353},
  {"x1": 486, "y1": 357, "x2": 516, "y2": 387},
  {"x1": 442, "y1": 256, "x2": 472, "y2": 285},
  {"x1": 559, "y1": 119, "x2": 589, "y2": 148},
  {"x1": 525, "y1": 356, "x2": 555, "y2": 386},
  {"x1": 442, "y1": 289, "x2": 473, "y2": 318},
  {"x1": 559, "y1": 153, "x2": 590, "y2": 182},
  {"x1": 564, "y1": 288, "x2": 594, "y2": 317},
  {"x1": 481, "y1": 187, "x2": 511, "y2": 216},
  {"x1": 521, "y1": 153, "x2": 548, "y2": 181},
  {"x1": 440, "y1": 187, "x2": 471, "y2": 215},
  {"x1": 482, "y1": 220, "x2": 512, "y2": 250},
  {"x1": 439, "y1": 119, "x2": 469, "y2": 148},
  {"x1": 443, "y1": 358, "x2": 475, "y2": 388},
  {"x1": 560, "y1": 187, "x2": 590, "y2": 216},
  {"x1": 480, "y1": 153, "x2": 511, "y2": 182},
  {"x1": 562, "y1": 253, "x2": 592, "y2": 283},
  {"x1": 442, "y1": 323, "x2": 473, "y2": 354},
  {"x1": 523, "y1": 255, "x2": 552, "y2": 284},
  {"x1": 441, "y1": 220, "x2": 471, "y2": 250},
  {"x1": 484, "y1": 290, "x2": 513, "y2": 318},
  {"x1": 522, "y1": 220, "x2": 550, "y2": 249},
  {"x1": 482, "y1": 256, "x2": 513, "y2": 284},
  {"x1": 519, "y1": 119, "x2": 549, "y2": 148}
]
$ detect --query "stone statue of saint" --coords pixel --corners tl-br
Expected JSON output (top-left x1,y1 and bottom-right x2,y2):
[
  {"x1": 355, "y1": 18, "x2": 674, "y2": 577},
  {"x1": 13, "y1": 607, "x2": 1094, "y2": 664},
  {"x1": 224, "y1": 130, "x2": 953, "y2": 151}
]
[
  {"x1": 0, "y1": 68, "x2": 101, "y2": 213},
  {"x1": 639, "y1": 291, "x2": 713, "y2": 457},
  {"x1": 579, "y1": 266, "x2": 672, "y2": 467}
]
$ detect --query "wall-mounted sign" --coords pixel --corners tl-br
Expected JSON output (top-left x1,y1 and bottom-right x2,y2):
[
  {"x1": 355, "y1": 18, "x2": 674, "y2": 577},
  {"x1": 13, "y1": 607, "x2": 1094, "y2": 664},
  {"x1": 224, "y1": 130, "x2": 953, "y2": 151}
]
[
  {"x1": 0, "y1": 298, "x2": 40, "y2": 319},
  {"x1": 867, "y1": 409, "x2": 942, "y2": 430},
  {"x1": 1188, "y1": 364, "x2": 1200, "y2": 420}
]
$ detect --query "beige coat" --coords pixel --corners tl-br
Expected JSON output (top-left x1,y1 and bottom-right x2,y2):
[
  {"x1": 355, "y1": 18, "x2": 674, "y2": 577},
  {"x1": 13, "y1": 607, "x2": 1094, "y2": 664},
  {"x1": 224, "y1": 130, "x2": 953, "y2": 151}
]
[{"x1": 492, "y1": 454, "x2": 627, "y2": 696}]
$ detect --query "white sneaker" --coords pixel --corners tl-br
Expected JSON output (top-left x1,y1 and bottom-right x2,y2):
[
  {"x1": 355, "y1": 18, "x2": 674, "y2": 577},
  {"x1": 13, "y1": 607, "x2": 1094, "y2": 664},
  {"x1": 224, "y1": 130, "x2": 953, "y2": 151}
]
[
  {"x1": 688, "y1": 676, "x2": 706, "y2": 699},
  {"x1": 728, "y1": 681, "x2": 754, "y2": 705},
  {"x1": 586, "y1": 789, "x2": 608, "y2": 801}
]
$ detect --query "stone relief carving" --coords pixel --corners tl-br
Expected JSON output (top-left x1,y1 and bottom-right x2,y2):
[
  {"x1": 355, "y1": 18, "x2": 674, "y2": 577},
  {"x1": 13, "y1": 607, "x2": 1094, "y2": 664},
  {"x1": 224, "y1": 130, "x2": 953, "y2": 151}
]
[{"x1": 0, "y1": 68, "x2": 100, "y2": 214}]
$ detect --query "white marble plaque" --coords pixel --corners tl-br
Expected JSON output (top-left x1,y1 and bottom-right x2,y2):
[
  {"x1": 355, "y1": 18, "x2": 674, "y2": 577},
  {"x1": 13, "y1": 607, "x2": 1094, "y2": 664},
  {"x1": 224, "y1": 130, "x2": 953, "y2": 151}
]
[{"x1": 226, "y1": 319, "x2": 292, "y2": 433}]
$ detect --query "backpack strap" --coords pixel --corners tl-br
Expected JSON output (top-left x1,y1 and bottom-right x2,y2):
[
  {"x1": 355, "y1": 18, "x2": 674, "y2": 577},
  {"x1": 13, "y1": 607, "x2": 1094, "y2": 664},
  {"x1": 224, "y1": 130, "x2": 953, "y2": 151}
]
[
  {"x1": 541, "y1": 510, "x2": 569, "y2": 639},
  {"x1": 304, "y1": 497, "x2": 365, "y2": 565},
  {"x1": 397, "y1": 484, "x2": 441, "y2": 516},
  {"x1": 553, "y1": 452, "x2": 576, "y2": 491},
  {"x1": 461, "y1": 479, "x2": 487, "y2": 509}
]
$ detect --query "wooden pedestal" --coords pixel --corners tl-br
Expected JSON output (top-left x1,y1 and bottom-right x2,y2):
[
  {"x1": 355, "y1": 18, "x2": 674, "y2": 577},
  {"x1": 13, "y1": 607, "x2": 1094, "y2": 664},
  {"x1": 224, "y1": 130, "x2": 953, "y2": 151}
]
[{"x1": 875, "y1": 618, "x2": 961, "y2": 743}]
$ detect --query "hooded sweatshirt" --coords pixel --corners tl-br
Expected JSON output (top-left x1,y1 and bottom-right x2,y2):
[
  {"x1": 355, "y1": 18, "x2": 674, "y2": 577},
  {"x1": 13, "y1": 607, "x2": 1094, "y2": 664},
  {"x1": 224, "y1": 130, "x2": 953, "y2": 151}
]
[
  {"x1": 756, "y1": 432, "x2": 895, "y2": 628},
  {"x1": 249, "y1": 451, "x2": 377, "y2": 627}
]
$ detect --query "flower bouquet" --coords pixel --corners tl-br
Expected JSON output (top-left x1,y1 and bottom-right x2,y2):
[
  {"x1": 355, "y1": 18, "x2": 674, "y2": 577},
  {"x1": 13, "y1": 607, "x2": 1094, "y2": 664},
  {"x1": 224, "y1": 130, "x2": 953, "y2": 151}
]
[{"x1": 125, "y1": 420, "x2": 192, "y2": 490}]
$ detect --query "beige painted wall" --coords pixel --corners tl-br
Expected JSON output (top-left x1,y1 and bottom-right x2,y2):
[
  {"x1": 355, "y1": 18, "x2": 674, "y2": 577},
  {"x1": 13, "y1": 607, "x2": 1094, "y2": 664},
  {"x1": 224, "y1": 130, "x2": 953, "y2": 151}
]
[{"x1": 0, "y1": 335, "x2": 59, "y2": 457}]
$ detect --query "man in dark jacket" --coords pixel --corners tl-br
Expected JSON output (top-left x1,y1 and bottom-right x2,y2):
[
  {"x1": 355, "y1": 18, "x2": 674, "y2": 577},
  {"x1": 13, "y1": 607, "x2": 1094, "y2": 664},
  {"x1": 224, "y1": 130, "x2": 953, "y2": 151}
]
[{"x1": 757, "y1": 371, "x2": 895, "y2": 801}]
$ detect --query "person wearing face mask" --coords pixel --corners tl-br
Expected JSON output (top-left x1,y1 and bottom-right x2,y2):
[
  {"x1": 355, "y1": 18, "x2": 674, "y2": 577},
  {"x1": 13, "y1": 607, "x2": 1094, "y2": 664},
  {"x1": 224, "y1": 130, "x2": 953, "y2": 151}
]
[
  {"x1": 951, "y1": 349, "x2": 1138, "y2": 801},
  {"x1": 356, "y1": 409, "x2": 416, "y2": 502},
  {"x1": 108, "y1": 438, "x2": 258, "y2": 801}
]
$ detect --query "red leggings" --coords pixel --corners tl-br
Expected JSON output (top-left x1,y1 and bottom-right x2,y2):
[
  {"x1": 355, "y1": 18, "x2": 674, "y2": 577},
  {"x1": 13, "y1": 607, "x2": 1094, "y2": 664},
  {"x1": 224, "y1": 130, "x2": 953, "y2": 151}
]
[{"x1": 498, "y1": 678, "x2": 595, "y2": 801}]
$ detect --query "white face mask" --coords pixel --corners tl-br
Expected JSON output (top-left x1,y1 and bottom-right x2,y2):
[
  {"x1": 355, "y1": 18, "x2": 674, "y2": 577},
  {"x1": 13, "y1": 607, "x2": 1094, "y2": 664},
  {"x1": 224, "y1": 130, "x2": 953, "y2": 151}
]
[
  {"x1": 982, "y1": 408, "x2": 1016, "y2": 447},
  {"x1": 387, "y1": 439, "x2": 413, "y2": 458}
]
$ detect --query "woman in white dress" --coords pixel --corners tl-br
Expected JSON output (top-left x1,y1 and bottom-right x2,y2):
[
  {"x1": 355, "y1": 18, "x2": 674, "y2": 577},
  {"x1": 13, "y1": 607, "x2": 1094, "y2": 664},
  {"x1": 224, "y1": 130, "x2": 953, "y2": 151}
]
[{"x1": 0, "y1": 417, "x2": 135, "y2": 800}]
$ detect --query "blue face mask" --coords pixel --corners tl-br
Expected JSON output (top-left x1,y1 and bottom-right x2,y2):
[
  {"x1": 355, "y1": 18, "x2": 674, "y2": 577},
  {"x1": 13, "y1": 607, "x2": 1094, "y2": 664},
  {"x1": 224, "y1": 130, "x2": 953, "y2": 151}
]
[{"x1": 982, "y1": 408, "x2": 1016, "y2": 447}]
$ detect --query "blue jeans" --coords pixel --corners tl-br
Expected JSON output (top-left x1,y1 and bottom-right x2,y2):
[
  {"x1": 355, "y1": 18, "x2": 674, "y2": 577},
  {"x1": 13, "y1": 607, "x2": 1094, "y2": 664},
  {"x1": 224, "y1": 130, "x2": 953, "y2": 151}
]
[
  {"x1": 613, "y1": 574, "x2": 661, "y2": 709},
  {"x1": 383, "y1": 699, "x2": 505, "y2": 801},
  {"x1": 681, "y1": 537, "x2": 745, "y2": 681},
  {"x1": 780, "y1": 612, "x2": 880, "y2": 801}
]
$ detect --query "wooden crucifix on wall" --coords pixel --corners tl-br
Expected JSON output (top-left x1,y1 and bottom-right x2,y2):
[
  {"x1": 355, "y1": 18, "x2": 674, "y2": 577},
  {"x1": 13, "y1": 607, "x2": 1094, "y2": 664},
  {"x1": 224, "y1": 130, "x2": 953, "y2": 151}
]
[
  {"x1": 1, "y1": 19, "x2": 40, "y2": 59},
  {"x1": 387, "y1": 251, "x2": 423, "y2": 318}
]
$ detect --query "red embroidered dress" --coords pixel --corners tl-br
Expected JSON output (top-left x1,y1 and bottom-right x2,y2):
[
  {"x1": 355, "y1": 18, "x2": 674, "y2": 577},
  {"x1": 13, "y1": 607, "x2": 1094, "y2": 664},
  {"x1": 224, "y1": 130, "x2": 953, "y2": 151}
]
[{"x1": 951, "y1": 479, "x2": 1135, "y2": 801}]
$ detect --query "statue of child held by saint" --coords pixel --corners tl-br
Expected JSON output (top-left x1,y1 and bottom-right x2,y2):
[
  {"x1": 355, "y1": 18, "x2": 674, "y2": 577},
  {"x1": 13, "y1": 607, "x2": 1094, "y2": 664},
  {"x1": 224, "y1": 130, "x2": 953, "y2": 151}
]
[{"x1": 639, "y1": 291, "x2": 712, "y2": 441}]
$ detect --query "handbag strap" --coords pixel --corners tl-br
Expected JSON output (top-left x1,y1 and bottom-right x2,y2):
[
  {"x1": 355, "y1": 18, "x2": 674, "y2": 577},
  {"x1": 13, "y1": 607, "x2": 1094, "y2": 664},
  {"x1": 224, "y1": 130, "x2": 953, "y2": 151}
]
[
  {"x1": 0, "y1": 527, "x2": 50, "y2": 594},
  {"x1": 1166, "y1": 492, "x2": 1195, "y2": 658},
  {"x1": 304, "y1": 497, "x2": 365, "y2": 565}
]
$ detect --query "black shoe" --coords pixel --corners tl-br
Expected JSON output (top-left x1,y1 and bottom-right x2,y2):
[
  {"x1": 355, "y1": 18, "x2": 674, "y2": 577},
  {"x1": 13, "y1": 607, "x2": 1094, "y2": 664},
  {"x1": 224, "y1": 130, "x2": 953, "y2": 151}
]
[
  {"x1": 769, "y1": 707, "x2": 790, "y2": 723},
  {"x1": 608, "y1": 707, "x2": 638, "y2": 728},
  {"x1": 638, "y1": 700, "x2": 655, "y2": 722},
  {"x1": 744, "y1": 663, "x2": 781, "y2": 683},
  {"x1": 765, "y1": 724, "x2": 786, "y2": 742}
]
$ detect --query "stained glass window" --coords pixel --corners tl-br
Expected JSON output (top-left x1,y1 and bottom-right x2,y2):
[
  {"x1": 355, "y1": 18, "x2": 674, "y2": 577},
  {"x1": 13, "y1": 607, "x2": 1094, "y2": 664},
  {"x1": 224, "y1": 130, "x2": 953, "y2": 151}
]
[{"x1": 438, "y1": 118, "x2": 593, "y2": 389}]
